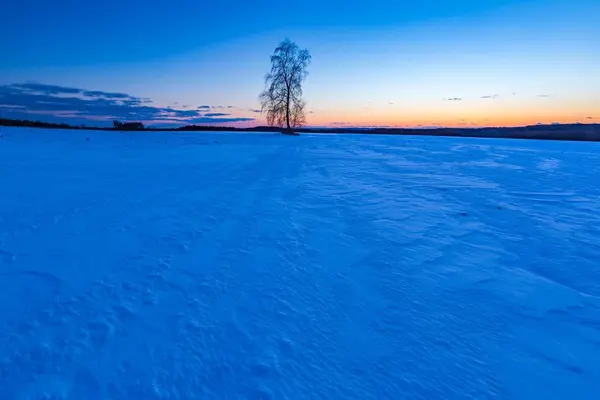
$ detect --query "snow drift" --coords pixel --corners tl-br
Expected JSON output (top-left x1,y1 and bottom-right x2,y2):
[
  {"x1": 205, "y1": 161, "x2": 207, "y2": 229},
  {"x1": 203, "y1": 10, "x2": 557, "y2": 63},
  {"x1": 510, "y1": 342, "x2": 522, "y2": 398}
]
[{"x1": 1, "y1": 127, "x2": 599, "y2": 399}]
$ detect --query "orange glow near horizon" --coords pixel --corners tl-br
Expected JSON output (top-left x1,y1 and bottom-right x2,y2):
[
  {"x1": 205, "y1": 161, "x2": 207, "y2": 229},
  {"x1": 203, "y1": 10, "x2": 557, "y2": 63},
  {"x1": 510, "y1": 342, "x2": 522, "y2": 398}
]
[{"x1": 302, "y1": 104, "x2": 599, "y2": 128}]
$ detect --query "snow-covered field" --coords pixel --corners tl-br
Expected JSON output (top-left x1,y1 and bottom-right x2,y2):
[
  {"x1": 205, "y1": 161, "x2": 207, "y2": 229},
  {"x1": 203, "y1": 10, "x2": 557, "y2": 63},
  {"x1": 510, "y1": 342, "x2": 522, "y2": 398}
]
[{"x1": 1, "y1": 127, "x2": 599, "y2": 399}]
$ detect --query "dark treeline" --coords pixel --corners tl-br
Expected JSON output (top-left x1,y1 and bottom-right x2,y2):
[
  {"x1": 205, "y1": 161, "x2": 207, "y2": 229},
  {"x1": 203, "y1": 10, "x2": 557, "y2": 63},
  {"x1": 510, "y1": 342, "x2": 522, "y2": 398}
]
[
  {"x1": 113, "y1": 120, "x2": 145, "y2": 131},
  {"x1": 0, "y1": 118, "x2": 100, "y2": 130},
  {"x1": 0, "y1": 118, "x2": 284, "y2": 133},
  {"x1": 1, "y1": 118, "x2": 599, "y2": 142}
]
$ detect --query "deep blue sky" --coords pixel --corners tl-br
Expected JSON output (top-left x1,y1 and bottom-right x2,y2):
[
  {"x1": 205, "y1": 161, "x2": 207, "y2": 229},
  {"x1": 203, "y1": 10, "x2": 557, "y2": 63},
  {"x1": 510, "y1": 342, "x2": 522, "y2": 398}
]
[
  {"x1": 2, "y1": 0, "x2": 530, "y2": 66},
  {"x1": 1, "y1": 0, "x2": 599, "y2": 127}
]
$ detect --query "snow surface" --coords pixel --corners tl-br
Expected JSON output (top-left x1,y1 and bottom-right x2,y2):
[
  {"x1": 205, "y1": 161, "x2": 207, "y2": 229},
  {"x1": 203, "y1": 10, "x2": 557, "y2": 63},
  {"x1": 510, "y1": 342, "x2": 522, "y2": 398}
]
[{"x1": 1, "y1": 127, "x2": 600, "y2": 399}]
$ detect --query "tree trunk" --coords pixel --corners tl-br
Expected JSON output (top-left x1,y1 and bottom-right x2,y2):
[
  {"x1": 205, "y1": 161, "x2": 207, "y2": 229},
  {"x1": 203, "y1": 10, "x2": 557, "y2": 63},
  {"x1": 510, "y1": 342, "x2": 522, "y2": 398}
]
[{"x1": 285, "y1": 89, "x2": 291, "y2": 130}]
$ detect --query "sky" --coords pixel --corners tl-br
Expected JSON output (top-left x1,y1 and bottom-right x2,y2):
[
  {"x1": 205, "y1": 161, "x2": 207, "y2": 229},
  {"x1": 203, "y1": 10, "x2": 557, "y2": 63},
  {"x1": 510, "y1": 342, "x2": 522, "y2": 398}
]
[{"x1": 1, "y1": 0, "x2": 599, "y2": 128}]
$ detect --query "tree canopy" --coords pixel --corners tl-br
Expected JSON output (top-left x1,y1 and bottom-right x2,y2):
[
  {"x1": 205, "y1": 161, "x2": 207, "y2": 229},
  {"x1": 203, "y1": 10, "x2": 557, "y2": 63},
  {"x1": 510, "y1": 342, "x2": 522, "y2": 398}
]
[{"x1": 260, "y1": 39, "x2": 311, "y2": 131}]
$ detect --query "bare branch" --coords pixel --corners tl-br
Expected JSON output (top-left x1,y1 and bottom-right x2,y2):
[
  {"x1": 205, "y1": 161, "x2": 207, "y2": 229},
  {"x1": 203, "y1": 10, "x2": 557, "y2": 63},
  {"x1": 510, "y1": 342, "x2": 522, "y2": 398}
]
[{"x1": 259, "y1": 39, "x2": 311, "y2": 130}]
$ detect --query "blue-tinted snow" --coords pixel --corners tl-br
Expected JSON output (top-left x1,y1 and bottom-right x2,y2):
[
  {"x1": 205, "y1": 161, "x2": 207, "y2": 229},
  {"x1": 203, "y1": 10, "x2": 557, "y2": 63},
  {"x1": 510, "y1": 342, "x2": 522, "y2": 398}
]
[{"x1": 1, "y1": 128, "x2": 599, "y2": 399}]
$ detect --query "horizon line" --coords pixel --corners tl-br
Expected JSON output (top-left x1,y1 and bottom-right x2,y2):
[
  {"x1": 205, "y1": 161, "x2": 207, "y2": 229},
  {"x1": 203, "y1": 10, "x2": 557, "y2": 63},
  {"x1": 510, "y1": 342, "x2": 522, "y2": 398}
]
[{"x1": 1, "y1": 117, "x2": 598, "y2": 132}]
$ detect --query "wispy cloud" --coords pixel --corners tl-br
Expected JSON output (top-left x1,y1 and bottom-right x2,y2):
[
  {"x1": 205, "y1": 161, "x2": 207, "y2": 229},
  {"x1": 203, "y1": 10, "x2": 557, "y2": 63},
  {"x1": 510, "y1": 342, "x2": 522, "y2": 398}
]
[
  {"x1": 82, "y1": 90, "x2": 132, "y2": 99},
  {"x1": 203, "y1": 113, "x2": 230, "y2": 117},
  {"x1": 0, "y1": 82, "x2": 255, "y2": 126},
  {"x1": 444, "y1": 97, "x2": 462, "y2": 101},
  {"x1": 9, "y1": 82, "x2": 83, "y2": 95},
  {"x1": 481, "y1": 94, "x2": 499, "y2": 99}
]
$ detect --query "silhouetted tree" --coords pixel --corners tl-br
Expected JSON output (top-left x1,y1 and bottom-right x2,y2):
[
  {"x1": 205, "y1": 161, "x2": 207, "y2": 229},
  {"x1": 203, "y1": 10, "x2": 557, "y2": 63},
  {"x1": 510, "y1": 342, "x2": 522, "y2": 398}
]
[
  {"x1": 113, "y1": 120, "x2": 144, "y2": 130},
  {"x1": 260, "y1": 39, "x2": 311, "y2": 132},
  {"x1": 123, "y1": 122, "x2": 144, "y2": 130}
]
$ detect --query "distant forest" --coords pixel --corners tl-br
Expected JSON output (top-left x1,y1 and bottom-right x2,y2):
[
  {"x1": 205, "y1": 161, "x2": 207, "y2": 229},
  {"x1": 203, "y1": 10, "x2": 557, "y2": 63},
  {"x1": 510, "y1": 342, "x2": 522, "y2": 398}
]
[
  {"x1": 0, "y1": 118, "x2": 282, "y2": 133},
  {"x1": 1, "y1": 118, "x2": 599, "y2": 142}
]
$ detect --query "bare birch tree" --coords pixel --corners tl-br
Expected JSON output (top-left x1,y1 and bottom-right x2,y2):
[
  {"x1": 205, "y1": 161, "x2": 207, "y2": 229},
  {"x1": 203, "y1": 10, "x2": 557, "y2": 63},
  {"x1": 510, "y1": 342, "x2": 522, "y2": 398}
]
[{"x1": 260, "y1": 39, "x2": 311, "y2": 131}]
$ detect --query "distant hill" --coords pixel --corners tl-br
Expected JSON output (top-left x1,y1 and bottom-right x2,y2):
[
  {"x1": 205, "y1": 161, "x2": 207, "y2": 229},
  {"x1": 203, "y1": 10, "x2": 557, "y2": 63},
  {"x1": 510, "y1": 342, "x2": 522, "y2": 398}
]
[
  {"x1": 306, "y1": 124, "x2": 600, "y2": 142},
  {"x1": 1, "y1": 118, "x2": 599, "y2": 142}
]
